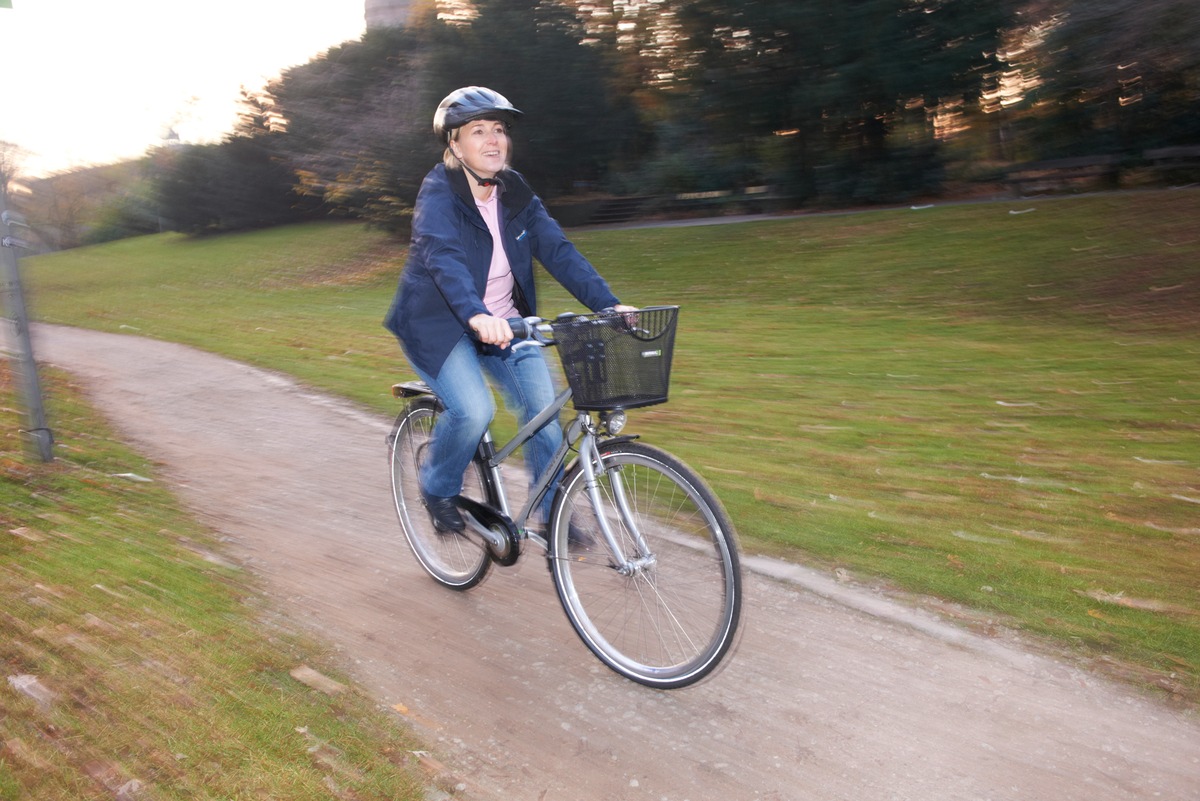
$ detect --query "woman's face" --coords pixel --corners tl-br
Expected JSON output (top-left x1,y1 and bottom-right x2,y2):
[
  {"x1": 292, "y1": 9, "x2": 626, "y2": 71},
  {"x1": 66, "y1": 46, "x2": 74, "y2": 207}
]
[{"x1": 451, "y1": 118, "x2": 509, "y2": 178}]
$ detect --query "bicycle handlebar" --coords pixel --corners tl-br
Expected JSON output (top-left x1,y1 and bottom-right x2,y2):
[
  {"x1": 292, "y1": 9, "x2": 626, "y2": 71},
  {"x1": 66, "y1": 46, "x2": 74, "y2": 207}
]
[
  {"x1": 506, "y1": 316, "x2": 552, "y2": 345},
  {"x1": 506, "y1": 307, "x2": 620, "y2": 347}
]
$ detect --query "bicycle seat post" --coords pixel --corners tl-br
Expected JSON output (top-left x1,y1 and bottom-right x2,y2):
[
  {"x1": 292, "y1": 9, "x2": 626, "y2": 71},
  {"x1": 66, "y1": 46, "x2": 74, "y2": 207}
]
[{"x1": 475, "y1": 429, "x2": 512, "y2": 521}]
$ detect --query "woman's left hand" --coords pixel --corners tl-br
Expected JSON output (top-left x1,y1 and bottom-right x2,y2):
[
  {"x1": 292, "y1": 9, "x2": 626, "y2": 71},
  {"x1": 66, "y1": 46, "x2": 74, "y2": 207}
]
[{"x1": 611, "y1": 304, "x2": 639, "y2": 326}]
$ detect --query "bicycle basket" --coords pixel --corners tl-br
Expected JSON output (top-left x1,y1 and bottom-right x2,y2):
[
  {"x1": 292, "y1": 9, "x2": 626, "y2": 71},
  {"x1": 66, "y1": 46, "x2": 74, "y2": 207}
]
[{"x1": 551, "y1": 306, "x2": 680, "y2": 411}]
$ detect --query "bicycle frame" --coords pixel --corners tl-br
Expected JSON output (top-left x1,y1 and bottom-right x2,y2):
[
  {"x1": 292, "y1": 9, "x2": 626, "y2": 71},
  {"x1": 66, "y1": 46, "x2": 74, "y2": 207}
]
[
  {"x1": 468, "y1": 383, "x2": 649, "y2": 572},
  {"x1": 472, "y1": 383, "x2": 575, "y2": 550}
]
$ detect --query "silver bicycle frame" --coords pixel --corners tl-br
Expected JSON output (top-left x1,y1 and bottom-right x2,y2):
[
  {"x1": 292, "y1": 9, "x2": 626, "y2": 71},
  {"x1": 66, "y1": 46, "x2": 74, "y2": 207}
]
[
  {"x1": 475, "y1": 386, "x2": 576, "y2": 550},
  {"x1": 472, "y1": 383, "x2": 652, "y2": 571}
]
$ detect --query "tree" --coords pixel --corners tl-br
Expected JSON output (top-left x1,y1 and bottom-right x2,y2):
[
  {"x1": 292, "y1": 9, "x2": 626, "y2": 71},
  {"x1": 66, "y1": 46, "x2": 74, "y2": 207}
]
[
  {"x1": 641, "y1": 0, "x2": 1021, "y2": 202},
  {"x1": 81, "y1": 173, "x2": 162, "y2": 245},
  {"x1": 423, "y1": 0, "x2": 639, "y2": 196},
  {"x1": 265, "y1": 2, "x2": 638, "y2": 233},
  {"x1": 151, "y1": 88, "x2": 312, "y2": 235},
  {"x1": 1031, "y1": 0, "x2": 1200, "y2": 156},
  {"x1": 267, "y1": 25, "x2": 433, "y2": 234}
]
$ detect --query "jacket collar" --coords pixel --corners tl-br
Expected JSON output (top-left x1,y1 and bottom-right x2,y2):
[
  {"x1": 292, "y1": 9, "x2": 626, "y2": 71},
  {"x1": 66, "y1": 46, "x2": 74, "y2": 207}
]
[{"x1": 447, "y1": 165, "x2": 534, "y2": 222}]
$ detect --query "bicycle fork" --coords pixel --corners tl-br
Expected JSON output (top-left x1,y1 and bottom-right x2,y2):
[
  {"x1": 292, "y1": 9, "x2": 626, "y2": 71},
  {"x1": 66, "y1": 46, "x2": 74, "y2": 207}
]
[{"x1": 578, "y1": 430, "x2": 656, "y2": 576}]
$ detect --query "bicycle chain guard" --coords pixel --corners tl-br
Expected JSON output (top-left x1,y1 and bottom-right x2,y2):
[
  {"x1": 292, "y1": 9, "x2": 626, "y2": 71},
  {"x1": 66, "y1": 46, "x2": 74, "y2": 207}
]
[{"x1": 456, "y1": 496, "x2": 521, "y2": 567}]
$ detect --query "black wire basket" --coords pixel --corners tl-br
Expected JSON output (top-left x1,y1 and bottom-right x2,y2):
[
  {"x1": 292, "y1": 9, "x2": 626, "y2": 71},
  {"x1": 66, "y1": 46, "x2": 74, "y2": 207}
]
[{"x1": 551, "y1": 306, "x2": 680, "y2": 411}]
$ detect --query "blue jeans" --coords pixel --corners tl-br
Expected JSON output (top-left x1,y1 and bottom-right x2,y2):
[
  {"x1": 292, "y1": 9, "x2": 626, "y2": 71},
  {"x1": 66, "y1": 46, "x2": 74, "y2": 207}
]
[{"x1": 412, "y1": 335, "x2": 563, "y2": 523}]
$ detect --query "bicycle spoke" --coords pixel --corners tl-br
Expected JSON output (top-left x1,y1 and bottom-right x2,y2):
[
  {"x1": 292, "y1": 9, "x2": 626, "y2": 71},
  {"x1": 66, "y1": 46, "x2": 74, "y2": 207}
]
[
  {"x1": 551, "y1": 441, "x2": 741, "y2": 688},
  {"x1": 389, "y1": 401, "x2": 491, "y2": 589}
]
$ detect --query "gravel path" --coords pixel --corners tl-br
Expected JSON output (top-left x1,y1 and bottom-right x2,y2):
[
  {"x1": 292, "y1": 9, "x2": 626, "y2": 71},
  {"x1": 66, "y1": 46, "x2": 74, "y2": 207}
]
[{"x1": 34, "y1": 323, "x2": 1200, "y2": 801}]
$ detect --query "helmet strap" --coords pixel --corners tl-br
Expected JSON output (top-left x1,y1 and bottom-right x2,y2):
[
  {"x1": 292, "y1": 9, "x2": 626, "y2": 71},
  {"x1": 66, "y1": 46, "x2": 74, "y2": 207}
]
[{"x1": 457, "y1": 155, "x2": 505, "y2": 189}]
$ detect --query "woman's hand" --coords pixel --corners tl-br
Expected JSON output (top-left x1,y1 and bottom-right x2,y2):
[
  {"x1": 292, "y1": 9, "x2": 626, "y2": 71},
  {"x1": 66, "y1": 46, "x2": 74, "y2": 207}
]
[
  {"x1": 469, "y1": 313, "x2": 514, "y2": 348},
  {"x1": 611, "y1": 304, "x2": 639, "y2": 327}
]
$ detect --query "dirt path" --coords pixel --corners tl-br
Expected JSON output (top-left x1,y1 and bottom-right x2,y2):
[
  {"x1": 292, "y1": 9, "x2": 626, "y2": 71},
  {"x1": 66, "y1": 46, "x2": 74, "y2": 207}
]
[{"x1": 33, "y1": 323, "x2": 1200, "y2": 801}]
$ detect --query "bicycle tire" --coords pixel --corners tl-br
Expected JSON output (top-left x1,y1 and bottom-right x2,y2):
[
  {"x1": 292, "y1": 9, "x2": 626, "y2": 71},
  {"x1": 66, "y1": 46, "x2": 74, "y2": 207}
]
[
  {"x1": 389, "y1": 397, "x2": 491, "y2": 590},
  {"x1": 549, "y1": 440, "x2": 742, "y2": 688}
]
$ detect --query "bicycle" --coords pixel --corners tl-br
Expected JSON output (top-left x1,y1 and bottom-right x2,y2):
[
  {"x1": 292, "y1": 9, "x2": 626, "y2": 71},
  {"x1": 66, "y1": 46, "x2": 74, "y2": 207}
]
[{"x1": 386, "y1": 306, "x2": 742, "y2": 689}]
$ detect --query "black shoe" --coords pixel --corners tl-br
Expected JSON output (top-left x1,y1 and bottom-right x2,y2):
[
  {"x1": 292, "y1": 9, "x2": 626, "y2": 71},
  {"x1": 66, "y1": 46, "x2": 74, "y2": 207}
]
[{"x1": 422, "y1": 491, "x2": 464, "y2": 533}]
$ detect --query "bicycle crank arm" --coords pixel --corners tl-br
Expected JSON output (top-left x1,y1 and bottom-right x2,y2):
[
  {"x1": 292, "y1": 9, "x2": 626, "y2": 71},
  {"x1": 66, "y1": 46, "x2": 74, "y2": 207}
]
[{"x1": 457, "y1": 496, "x2": 521, "y2": 567}]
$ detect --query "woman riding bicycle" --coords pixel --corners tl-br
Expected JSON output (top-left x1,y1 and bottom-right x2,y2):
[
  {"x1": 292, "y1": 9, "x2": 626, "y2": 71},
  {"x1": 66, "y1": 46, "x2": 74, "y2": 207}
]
[{"x1": 383, "y1": 86, "x2": 635, "y2": 535}]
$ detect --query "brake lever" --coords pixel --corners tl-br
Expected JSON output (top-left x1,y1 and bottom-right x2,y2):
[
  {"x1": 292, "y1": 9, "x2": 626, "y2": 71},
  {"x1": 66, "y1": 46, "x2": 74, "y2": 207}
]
[{"x1": 508, "y1": 316, "x2": 551, "y2": 349}]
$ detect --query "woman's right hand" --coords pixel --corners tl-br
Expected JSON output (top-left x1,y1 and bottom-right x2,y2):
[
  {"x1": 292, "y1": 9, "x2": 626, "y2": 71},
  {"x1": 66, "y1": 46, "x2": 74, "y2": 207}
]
[{"x1": 469, "y1": 313, "x2": 514, "y2": 348}]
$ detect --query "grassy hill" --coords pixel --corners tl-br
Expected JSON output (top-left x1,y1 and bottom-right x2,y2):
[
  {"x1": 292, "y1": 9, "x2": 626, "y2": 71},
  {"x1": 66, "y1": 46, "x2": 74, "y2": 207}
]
[{"x1": 14, "y1": 190, "x2": 1200, "y2": 713}]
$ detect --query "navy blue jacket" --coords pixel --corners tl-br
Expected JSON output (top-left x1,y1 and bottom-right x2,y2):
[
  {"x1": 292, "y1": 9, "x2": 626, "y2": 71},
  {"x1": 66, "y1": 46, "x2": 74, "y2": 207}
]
[{"x1": 383, "y1": 164, "x2": 621, "y2": 378}]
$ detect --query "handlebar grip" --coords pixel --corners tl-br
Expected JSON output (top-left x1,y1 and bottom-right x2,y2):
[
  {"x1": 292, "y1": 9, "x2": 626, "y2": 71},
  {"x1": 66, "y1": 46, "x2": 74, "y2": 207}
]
[{"x1": 507, "y1": 317, "x2": 531, "y2": 340}]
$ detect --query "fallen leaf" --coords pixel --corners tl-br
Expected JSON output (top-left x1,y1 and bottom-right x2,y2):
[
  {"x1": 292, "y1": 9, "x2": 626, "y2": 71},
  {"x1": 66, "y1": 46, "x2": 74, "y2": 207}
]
[
  {"x1": 1081, "y1": 589, "x2": 1198, "y2": 616},
  {"x1": 289, "y1": 665, "x2": 346, "y2": 695},
  {"x1": 110, "y1": 473, "x2": 152, "y2": 483},
  {"x1": 8, "y1": 527, "x2": 44, "y2": 542},
  {"x1": 7, "y1": 675, "x2": 56, "y2": 708}
]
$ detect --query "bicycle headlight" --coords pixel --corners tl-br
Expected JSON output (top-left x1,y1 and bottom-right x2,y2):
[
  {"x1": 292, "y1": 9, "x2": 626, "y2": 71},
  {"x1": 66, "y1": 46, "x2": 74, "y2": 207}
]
[{"x1": 601, "y1": 410, "x2": 627, "y2": 436}]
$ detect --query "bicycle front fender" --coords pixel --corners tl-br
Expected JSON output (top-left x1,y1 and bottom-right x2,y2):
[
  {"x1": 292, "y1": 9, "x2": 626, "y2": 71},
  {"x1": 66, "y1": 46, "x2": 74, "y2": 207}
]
[{"x1": 560, "y1": 434, "x2": 641, "y2": 475}]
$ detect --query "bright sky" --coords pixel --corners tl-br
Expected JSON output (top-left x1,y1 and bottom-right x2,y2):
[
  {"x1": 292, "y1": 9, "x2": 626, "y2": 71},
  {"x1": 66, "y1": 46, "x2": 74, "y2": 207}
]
[{"x1": 0, "y1": 0, "x2": 366, "y2": 177}]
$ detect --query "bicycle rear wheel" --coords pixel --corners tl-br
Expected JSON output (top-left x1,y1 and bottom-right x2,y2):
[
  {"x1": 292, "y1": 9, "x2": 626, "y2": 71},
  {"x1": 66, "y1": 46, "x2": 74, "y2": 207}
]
[
  {"x1": 549, "y1": 440, "x2": 742, "y2": 688},
  {"x1": 389, "y1": 397, "x2": 491, "y2": 590}
]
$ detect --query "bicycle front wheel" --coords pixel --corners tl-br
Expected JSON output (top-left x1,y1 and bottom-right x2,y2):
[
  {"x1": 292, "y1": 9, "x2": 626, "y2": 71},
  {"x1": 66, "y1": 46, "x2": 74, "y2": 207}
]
[
  {"x1": 389, "y1": 397, "x2": 491, "y2": 590},
  {"x1": 549, "y1": 440, "x2": 742, "y2": 688}
]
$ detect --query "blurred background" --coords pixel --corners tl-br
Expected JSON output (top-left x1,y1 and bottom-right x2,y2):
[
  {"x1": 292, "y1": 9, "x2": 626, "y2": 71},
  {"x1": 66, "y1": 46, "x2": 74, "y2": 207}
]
[{"x1": 3, "y1": 0, "x2": 1199, "y2": 250}]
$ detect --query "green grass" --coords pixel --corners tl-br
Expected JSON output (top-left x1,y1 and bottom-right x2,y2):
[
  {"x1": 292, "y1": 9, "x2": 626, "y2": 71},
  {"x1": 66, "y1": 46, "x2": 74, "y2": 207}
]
[
  {"x1": 0, "y1": 363, "x2": 429, "y2": 800},
  {"x1": 19, "y1": 191, "x2": 1200, "y2": 705}
]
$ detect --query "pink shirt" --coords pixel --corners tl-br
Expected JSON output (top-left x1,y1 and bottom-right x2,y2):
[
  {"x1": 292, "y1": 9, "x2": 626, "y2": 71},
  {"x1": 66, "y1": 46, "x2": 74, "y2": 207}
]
[{"x1": 476, "y1": 192, "x2": 518, "y2": 320}]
